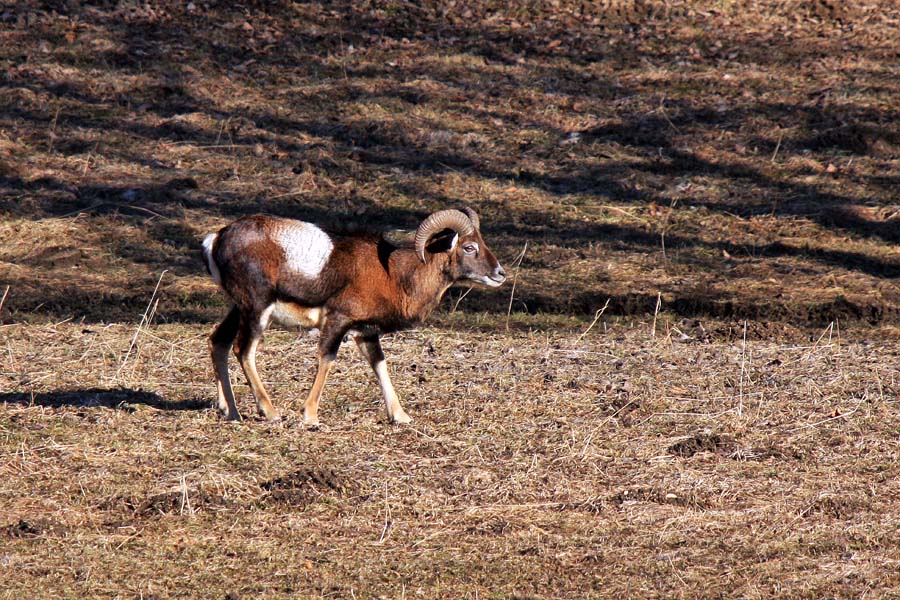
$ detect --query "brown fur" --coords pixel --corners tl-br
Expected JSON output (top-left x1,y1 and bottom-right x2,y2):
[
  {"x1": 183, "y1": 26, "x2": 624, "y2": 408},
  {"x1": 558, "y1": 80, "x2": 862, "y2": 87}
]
[{"x1": 203, "y1": 210, "x2": 506, "y2": 425}]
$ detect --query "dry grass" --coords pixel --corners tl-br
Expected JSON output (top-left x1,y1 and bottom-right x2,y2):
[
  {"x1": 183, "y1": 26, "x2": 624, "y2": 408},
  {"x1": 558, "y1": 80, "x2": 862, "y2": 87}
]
[
  {"x1": 2, "y1": 320, "x2": 900, "y2": 598},
  {"x1": 2, "y1": 0, "x2": 900, "y2": 597}
]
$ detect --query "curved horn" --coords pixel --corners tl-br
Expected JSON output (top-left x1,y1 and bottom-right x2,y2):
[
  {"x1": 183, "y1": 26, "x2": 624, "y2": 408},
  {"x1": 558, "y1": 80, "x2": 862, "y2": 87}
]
[
  {"x1": 415, "y1": 209, "x2": 475, "y2": 263},
  {"x1": 461, "y1": 206, "x2": 480, "y2": 230}
]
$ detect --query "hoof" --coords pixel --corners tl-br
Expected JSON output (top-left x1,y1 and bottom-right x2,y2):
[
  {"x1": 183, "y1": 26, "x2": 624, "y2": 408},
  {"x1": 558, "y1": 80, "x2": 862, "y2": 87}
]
[
  {"x1": 303, "y1": 414, "x2": 320, "y2": 430},
  {"x1": 390, "y1": 410, "x2": 412, "y2": 425},
  {"x1": 225, "y1": 411, "x2": 243, "y2": 422},
  {"x1": 258, "y1": 403, "x2": 281, "y2": 422}
]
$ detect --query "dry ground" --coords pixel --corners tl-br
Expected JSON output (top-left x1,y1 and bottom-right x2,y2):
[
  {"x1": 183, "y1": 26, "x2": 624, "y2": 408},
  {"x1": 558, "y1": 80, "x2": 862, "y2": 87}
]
[
  {"x1": 3, "y1": 321, "x2": 900, "y2": 598},
  {"x1": 2, "y1": 0, "x2": 900, "y2": 598}
]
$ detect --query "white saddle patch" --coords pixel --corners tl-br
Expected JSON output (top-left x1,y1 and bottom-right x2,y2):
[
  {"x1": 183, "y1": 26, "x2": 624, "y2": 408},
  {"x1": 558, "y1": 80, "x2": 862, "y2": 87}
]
[{"x1": 275, "y1": 221, "x2": 333, "y2": 278}]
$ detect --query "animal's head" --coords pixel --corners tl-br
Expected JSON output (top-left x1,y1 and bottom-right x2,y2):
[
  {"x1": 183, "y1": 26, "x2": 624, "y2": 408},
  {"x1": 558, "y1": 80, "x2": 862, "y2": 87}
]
[{"x1": 414, "y1": 207, "x2": 506, "y2": 288}]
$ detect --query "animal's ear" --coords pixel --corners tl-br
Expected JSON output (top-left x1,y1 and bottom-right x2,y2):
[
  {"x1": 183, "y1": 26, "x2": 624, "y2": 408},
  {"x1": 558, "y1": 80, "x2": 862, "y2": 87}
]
[
  {"x1": 382, "y1": 228, "x2": 416, "y2": 246},
  {"x1": 424, "y1": 230, "x2": 458, "y2": 256}
]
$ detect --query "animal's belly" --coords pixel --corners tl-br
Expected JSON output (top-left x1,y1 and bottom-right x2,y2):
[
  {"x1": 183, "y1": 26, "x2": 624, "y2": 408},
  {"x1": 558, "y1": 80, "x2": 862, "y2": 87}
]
[{"x1": 270, "y1": 301, "x2": 323, "y2": 329}]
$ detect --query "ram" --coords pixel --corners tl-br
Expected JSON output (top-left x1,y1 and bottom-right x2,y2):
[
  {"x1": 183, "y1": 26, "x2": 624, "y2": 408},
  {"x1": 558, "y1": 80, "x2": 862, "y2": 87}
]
[{"x1": 201, "y1": 207, "x2": 506, "y2": 426}]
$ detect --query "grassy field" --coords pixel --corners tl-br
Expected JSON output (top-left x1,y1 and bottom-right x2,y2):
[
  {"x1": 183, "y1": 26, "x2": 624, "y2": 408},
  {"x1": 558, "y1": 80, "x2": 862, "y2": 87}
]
[{"x1": 2, "y1": 1, "x2": 900, "y2": 598}]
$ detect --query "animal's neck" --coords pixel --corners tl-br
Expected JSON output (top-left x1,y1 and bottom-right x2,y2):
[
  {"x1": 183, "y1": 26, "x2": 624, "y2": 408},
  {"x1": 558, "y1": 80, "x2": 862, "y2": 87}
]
[{"x1": 390, "y1": 249, "x2": 453, "y2": 322}]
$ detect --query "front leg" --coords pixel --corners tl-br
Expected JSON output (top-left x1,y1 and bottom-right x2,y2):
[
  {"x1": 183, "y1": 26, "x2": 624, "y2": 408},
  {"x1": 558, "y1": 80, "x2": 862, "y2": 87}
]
[{"x1": 354, "y1": 334, "x2": 411, "y2": 425}]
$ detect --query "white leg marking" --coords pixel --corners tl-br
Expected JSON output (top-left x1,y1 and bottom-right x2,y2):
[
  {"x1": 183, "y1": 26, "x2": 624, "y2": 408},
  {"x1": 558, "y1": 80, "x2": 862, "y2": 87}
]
[{"x1": 373, "y1": 360, "x2": 411, "y2": 424}]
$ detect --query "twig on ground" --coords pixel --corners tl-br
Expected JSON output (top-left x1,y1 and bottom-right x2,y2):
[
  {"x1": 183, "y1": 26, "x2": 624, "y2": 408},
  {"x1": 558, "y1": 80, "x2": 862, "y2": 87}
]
[
  {"x1": 600, "y1": 205, "x2": 651, "y2": 226},
  {"x1": 180, "y1": 475, "x2": 194, "y2": 516},
  {"x1": 214, "y1": 117, "x2": 230, "y2": 146},
  {"x1": 579, "y1": 399, "x2": 637, "y2": 460},
  {"x1": 788, "y1": 396, "x2": 865, "y2": 432},
  {"x1": 377, "y1": 482, "x2": 392, "y2": 543},
  {"x1": 652, "y1": 292, "x2": 662, "y2": 337},
  {"x1": 659, "y1": 198, "x2": 677, "y2": 268},
  {"x1": 121, "y1": 205, "x2": 165, "y2": 219},
  {"x1": 802, "y1": 321, "x2": 835, "y2": 362},
  {"x1": 738, "y1": 320, "x2": 748, "y2": 418},
  {"x1": 451, "y1": 286, "x2": 473, "y2": 313},
  {"x1": 0, "y1": 285, "x2": 9, "y2": 316},
  {"x1": 48, "y1": 104, "x2": 61, "y2": 152},
  {"x1": 576, "y1": 298, "x2": 610, "y2": 344},
  {"x1": 269, "y1": 185, "x2": 312, "y2": 200},
  {"x1": 55, "y1": 202, "x2": 106, "y2": 219},
  {"x1": 116, "y1": 270, "x2": 168, "y2": 381},
  {"x1": 771, "y1": 130, "x2": 784, "y2": 163},
  {"x1": 505, "y1": 242, "x2": 528, "y2": 332}
]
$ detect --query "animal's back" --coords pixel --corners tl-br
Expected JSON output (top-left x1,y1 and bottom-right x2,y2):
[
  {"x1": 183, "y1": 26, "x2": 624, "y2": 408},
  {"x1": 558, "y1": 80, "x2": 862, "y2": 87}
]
[{"x1": 209, "y1": 215, "x2": 336, "y2": 309}]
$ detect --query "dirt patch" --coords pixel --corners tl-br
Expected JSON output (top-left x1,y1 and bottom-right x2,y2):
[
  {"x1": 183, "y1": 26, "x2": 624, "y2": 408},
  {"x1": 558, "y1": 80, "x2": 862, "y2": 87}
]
[
  {"x1": 597, "y1": 387, "x2": 641, "y2": 426},
  {"x1": 799, "y1": 494, "x2": 872, "y2": 519},
  {"x1": 136, "y1": 490, "x2": 233, "y2": 517},
  {"x1": 562, "y1": 486, "x2": 711, "y2": 512},
  {"x1": 102, "y1": 489, "x2": 234, "y2": 518},
  {"x1": 806, "y1": 123, "x2": 899, "y2": 158},
  {"x1": 732, "y1": 444, "x2": 802, "y2": 462},
  {"x1": 466, "y1": 518, "x2": 513, "y2": 536},
  {"x1": 668, "y1": 432, "x2": 734, "y2": 458},
  {"x1": 258, "y1": 467, "x2": 347, "y2": 507},
  {"x1": 791, "y1": 0, "x2": 854, "y2": 22},
  {"x1": 1, "y1": 518, "x2": 66, "y2": 539}
]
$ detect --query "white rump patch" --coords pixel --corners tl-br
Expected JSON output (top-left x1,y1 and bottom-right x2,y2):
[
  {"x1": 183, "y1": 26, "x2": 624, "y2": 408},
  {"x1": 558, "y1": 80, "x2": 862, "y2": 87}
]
[
  {"x1": 202, "y1": 233, "x2": 222, "y2": 285},
  {"x1": 275, "y1": 222, "x2": 333, "y2": 278}
]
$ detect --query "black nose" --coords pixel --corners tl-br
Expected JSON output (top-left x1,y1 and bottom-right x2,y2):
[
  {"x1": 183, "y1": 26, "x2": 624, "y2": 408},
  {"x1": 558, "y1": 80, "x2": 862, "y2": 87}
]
[{"x1": 496, "y1": 266, "x2": 507, "y2": 278}]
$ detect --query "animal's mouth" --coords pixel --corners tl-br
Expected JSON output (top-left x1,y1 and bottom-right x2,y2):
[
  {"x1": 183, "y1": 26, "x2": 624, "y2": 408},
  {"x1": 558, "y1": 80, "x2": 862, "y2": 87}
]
[{"x1": 480, "y1": 274, "x2": 506, "y2": 288}]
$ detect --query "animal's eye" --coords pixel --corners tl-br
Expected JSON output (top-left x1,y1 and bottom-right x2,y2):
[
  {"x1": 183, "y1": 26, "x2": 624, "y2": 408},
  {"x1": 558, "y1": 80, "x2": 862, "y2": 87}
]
[{"x1": 463, "y1": 244, "x2": 477, "y2": 254}]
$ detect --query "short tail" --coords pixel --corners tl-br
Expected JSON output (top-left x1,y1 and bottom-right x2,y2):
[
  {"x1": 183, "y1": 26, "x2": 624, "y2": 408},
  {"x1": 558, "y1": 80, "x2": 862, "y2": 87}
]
[{"x1": 201, "y1": 233, "x2": 222, "y2": 286}]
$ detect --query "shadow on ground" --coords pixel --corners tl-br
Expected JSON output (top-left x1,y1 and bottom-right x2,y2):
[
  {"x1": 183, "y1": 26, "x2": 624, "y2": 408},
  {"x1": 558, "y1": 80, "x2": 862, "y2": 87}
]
[
  {"x1": 0, "y1": 388, "x2": 208, "y2": 412},
  {"x1": 1, "y1": 2, "x2": 898, "y2": 327}
]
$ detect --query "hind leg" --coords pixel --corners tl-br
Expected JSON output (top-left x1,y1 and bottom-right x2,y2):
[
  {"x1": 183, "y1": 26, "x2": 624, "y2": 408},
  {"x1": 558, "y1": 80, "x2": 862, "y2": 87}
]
[
  {"x1": 234, "y1": 309, "x2": 280, "y2": 422},
  {"x1": 303, "y1": 317, "x2": 350, "y2": 428},
  {"x1": 209, "y1": 306, "x2": 241, "y2": 421}
]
